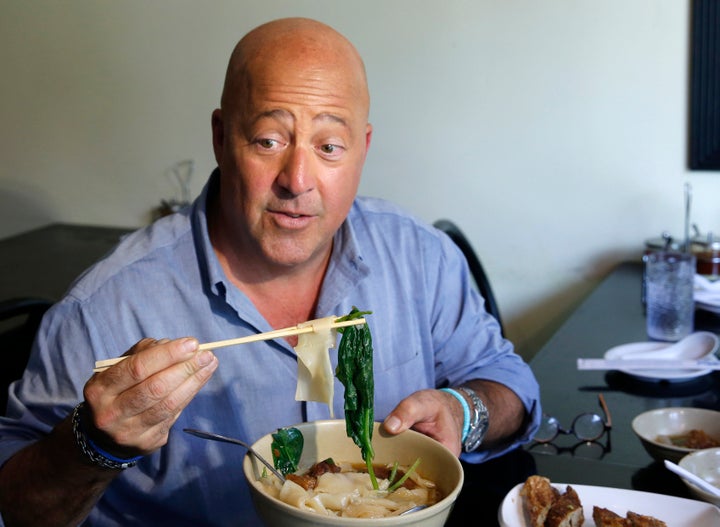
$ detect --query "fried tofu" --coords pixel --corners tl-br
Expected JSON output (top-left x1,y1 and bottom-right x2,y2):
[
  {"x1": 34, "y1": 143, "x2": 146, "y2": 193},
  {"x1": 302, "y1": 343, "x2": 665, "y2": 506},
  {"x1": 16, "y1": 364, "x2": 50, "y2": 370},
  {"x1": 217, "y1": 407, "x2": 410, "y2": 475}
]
[
  {"x1": 626, "y1": 511, "x2": 668, "y2": 527},
  {"x1": 544, "y1": 485, "x2": 584, "y2": 527},
  {"x1": 593, "y1": 506, "x2": 630, "y2": 527},
  {"x1": 592, "y1": 505, "x2": 668, "y2": 527},
  {"x1": 520, "y1": 475, "x2": 560, "y2": 527},
  {"x1": 520, "y1": 476, "x2": 668, "y2": 527}
]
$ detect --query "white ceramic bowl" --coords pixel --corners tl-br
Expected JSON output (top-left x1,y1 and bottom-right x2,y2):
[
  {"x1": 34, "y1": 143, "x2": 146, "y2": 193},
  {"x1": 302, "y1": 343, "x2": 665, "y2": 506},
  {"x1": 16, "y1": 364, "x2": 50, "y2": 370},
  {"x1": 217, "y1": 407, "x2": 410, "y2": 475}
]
[
  {"x1": 678, "y1": 447, "x2": 720, "y2": 506},
  {"x1": 631, "y1": 407, "x2": 720, "y2": 463},
  {"x1": 242, "y1": 420, "x2": 464, "y2": 527}
]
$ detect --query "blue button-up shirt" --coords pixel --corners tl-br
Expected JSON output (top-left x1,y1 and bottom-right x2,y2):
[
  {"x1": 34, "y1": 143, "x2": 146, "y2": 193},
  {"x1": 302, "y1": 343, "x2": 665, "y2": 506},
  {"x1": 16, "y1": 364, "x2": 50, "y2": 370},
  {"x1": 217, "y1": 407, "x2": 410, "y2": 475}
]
[{"x1": 0, "y1": 171, "x2": 540, "y2": 526}]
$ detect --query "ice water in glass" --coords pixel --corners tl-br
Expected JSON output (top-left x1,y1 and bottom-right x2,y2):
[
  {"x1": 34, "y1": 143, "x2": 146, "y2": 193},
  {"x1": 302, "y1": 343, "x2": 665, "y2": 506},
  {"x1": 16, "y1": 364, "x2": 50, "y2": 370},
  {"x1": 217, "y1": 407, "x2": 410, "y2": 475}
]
[{"x1": 645, "y1": 251, "x2": 696, "y2": 341}]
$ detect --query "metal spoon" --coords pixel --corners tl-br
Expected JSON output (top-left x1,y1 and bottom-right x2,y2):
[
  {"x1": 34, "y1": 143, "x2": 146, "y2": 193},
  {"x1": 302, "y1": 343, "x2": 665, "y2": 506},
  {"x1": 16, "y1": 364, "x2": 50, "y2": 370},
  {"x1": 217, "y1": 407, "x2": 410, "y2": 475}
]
[
  {"x1": 183, "y1": 428, "x2": 286, "y2": 483},
  {"x1": 400, "y1": 505, "x2": 428, "y2": 515}
]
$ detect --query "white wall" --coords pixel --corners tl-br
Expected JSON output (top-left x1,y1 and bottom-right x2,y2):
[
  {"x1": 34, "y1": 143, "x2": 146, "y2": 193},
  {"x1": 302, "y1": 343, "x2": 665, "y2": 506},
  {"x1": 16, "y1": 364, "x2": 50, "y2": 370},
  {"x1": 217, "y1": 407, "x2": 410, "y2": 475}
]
[{"x1": 2, "y1": 1, "x2": 718, "y2": 359}]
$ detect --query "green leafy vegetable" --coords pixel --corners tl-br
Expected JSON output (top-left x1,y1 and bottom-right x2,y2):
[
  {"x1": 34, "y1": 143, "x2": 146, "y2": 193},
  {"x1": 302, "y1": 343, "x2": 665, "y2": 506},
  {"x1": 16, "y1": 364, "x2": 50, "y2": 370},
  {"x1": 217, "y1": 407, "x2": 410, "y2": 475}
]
[
  {"x1": 271, "y1": 427, "x2": 303, "y2": 476},
  {"x1": 272, "y1": 308, "x2": 420, "y2": 494},
  {"x1": 335, "y1": 307, "x2": 378, "y2": 489}
]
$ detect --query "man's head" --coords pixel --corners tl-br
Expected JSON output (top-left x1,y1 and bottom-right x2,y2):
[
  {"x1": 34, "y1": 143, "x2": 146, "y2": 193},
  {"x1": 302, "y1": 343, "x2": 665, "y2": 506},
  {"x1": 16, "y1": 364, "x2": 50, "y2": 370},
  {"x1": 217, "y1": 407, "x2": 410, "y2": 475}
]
[
  {"x1": 221, "y1": 18, "x2": 370, "y2": 123},
  {"x1": 210, "y1": 18, "x2": 372, "y2": 274}
]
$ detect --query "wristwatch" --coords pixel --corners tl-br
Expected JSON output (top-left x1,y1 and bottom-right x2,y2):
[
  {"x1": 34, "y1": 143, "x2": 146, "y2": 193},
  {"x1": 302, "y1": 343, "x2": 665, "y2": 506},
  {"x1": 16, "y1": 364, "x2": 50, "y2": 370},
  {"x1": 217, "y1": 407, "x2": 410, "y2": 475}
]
[{"x1": 458, "y1": 387, "x2": 489, "y2": 452}]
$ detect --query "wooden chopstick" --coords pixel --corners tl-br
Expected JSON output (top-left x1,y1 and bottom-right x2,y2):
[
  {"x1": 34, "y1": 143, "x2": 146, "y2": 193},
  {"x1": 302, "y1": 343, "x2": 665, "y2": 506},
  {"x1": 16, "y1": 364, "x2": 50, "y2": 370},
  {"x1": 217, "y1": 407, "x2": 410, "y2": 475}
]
[{"x1": 92, "y1": 317, "x2": 366, "y2": 373}]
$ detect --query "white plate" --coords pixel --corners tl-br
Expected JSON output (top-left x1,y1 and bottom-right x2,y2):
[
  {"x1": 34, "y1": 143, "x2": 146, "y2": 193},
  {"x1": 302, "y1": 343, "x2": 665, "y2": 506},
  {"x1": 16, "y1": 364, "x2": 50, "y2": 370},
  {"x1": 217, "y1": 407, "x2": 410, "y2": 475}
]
[
  {"x1": 498, "y1": 482, "x2": 720, "y2": 527},
  {"x1": 603, "y1": 341, "x2": 718, "y2": 382}
]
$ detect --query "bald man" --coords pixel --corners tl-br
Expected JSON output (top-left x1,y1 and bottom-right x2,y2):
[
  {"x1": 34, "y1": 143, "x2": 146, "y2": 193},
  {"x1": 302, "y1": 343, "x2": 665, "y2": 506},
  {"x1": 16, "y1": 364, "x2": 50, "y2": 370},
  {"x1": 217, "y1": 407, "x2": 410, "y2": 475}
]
[{"x1": 0, "y1": 18, "x2": 539, "y2": 526}]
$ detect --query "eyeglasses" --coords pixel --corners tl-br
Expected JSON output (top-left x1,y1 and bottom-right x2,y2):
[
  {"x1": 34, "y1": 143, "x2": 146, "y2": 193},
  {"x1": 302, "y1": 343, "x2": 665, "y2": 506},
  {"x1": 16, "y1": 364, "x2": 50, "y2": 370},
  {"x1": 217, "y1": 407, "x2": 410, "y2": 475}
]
[
  {"x1": 534, "y1": 394, "x2": 612, "y2": 444},
  {"x1": 527, "y1": 431, "x2": 612, "y2": 460}
]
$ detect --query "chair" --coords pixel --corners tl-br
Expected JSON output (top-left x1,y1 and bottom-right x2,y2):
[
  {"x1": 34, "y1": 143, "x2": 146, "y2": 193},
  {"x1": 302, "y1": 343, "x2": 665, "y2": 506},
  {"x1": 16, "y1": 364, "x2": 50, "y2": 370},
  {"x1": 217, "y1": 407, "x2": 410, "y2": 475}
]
[
  {"x1": 433, "y1": 219, "x2": 504, "y2": 335},
  {"x1": 0, "y1": 297, "x2": 53, "y2": 415}
]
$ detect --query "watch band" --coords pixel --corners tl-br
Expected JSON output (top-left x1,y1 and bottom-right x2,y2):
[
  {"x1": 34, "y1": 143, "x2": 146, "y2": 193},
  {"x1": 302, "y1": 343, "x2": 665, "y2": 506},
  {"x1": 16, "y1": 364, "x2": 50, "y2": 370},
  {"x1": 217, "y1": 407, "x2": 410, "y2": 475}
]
[{"x1": 458, "y1": 387, "x2": 489, "y2": 452}]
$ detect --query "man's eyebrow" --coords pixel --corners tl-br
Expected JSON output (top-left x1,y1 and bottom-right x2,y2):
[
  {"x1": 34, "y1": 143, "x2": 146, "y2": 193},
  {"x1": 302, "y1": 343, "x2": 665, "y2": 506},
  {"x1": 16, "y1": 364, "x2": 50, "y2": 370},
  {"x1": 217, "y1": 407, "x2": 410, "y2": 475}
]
[
  {"x1": 251, "y1": 108, "x2": 292, "y2": 125},
  {"x1": 250, "y1": 109, "x2": 349, "y2": 129},
  {"x1": 313, "y1": 112, "x2": 349, "y2": 128}
]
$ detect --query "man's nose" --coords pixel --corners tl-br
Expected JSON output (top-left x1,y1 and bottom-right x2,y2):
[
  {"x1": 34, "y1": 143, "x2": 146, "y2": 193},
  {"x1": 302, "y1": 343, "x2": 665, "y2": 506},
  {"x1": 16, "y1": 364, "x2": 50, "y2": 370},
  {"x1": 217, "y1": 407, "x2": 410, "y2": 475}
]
[{"x1": 277, "y1": 146, "x2": 315, "y2": 196}]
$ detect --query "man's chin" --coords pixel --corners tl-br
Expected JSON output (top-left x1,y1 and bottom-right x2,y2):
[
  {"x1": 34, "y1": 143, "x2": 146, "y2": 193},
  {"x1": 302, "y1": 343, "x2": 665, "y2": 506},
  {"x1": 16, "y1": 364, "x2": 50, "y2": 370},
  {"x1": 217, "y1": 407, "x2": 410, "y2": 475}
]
[{"x1": 261, "y1": 239, "x2": 331, "y2": 270}]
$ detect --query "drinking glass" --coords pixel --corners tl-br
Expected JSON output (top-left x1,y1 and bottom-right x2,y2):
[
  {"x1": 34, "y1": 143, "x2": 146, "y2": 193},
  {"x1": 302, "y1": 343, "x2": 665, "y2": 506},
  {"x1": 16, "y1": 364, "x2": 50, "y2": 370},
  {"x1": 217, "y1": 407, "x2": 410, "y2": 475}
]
[{"x1": 644, "y1": 251, "x2": 696, "y2": 341}]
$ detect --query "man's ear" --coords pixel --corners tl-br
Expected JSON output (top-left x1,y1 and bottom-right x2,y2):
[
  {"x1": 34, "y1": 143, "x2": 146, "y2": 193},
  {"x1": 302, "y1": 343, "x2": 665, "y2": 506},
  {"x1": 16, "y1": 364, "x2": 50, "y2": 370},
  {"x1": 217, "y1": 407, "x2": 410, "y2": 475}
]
[{"x1": 211, "y1": 109, "x2": 224, "y2": 164}]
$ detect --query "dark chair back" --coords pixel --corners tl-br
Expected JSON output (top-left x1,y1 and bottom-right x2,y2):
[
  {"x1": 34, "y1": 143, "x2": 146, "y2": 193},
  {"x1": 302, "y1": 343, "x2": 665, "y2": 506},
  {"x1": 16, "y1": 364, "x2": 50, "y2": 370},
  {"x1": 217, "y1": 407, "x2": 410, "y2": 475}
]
[
  {"x1": 0, "y1": 297, "x2": 53, "y2": 415},
  {"x1": 433, "y1": 219, "x2": 504, "y2": 335}
]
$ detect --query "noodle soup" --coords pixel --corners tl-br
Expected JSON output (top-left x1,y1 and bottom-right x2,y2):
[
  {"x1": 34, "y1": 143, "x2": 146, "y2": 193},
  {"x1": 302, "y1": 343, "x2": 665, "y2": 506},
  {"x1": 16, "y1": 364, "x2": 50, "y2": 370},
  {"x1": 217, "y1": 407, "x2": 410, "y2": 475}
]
[
  {"x1": 258, "y1": 459, "x2": 443, "y2": 517},
  {"x1": 243, "y1": 420, "x2": 464, "y2": 527}
]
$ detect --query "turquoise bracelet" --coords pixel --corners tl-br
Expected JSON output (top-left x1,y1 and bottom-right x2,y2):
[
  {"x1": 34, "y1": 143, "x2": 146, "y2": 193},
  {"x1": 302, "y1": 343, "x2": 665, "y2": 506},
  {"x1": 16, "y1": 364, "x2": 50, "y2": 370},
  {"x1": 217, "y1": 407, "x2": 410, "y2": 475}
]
[{"x1": 440, "y1": 387, "x2": 470, "y2": 443}]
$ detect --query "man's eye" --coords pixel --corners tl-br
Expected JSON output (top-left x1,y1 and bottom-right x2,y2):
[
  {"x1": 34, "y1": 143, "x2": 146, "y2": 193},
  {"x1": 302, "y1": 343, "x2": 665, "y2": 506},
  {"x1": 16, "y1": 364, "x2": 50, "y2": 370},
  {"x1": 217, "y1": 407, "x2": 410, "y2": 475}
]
[
  {"x1": 258, "y1": 138, "x2": 278, "y2": 149},
  {"x1": 320, "y1": 144, "x2": 338, "y2": 154}
]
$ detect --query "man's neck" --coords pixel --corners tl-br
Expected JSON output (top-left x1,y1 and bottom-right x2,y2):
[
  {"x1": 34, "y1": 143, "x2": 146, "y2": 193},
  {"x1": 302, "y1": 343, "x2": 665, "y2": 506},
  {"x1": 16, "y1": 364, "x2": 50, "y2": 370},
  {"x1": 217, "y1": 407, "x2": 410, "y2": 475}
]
[{"x1": 208, "y1": 205, "x2": 332, "y2": 343}]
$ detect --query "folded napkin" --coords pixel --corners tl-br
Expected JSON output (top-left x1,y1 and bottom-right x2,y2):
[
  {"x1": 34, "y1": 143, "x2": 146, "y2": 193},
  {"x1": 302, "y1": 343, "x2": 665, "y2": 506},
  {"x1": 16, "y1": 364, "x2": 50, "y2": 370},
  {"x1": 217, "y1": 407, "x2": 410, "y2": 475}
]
[{"x1": 694, "y1": 274, "x2": 720, "y2": 306}]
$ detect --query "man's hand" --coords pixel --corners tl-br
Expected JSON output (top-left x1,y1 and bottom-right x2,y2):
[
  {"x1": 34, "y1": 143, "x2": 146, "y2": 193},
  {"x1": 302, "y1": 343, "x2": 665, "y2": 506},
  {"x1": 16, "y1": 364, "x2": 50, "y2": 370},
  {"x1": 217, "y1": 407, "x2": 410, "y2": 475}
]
[
  {"x1": 0, "y1": 337, "x2": 218, "y2": 526},
  {"x1": 382, "y1": 388, "x2": 465, "y2": 456},
  {"x1": 382, "y1": 381, "x2": 525, "y2": 457},
  {"x1": 83, "y1": 337, "x2": 218, "y2": 458}
]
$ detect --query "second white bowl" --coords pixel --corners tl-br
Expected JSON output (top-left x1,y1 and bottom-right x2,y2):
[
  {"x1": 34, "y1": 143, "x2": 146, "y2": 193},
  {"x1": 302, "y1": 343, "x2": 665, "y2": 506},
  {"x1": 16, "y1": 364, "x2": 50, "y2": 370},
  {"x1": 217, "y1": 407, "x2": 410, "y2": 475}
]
[{"x1": 678, "y1": 447, "x2": 720, "y2": 506}]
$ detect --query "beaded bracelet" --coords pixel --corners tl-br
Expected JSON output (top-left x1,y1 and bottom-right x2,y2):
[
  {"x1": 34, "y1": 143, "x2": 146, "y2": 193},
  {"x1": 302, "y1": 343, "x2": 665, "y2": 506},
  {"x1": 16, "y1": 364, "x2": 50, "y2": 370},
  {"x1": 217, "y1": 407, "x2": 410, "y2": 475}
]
[
  {"x1": 71, "y1": 402, "x2": 143, "y2": 470},
  {"x1": 439, "y1": 387, "x2": 470, "y2": 443}
]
